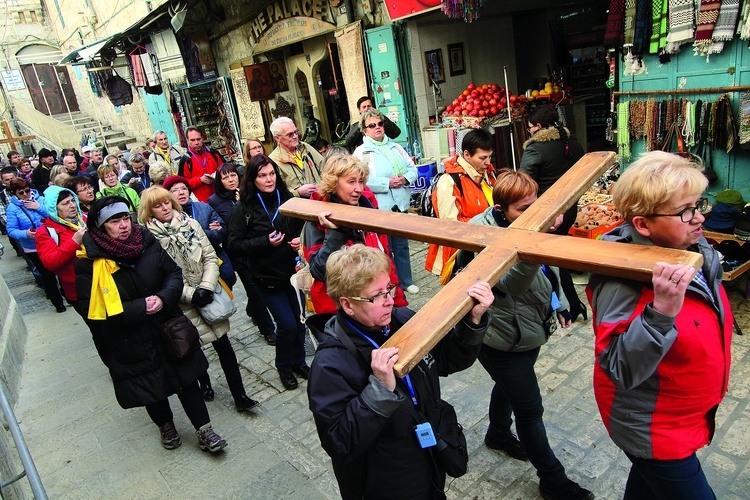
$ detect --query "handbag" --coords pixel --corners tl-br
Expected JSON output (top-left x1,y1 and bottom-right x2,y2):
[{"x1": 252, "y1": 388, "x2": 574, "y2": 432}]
[
  {"x1": 198, "y1": 283, "x2": 237, "y2": 325},
  {"x1": 161, "y1": 311, "x2": 201, "y2": 361},
  {"x1": 432, "y1": 399, "x2": 469, "y2": 478}
]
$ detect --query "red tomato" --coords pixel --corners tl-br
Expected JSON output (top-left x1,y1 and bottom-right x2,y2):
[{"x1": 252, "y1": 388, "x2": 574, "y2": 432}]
[
  {"x1": 490, "y1": 106, "x2": 498, "y2": 115},
  {"x1": 490, "y1": 83, "x2": 499, "y2": 91},
  {"x1": 500, "y1": 96, "x2": 507, "y2": 105},
  {"x1": 498, "y1": 103, "x2": 506, "y2": 110},
  {"x1": 470, "y1": 90, "x2": 479, "y2": 98},
  {"x1": 469, "y1": 109, "x2": 478, "y2": 116},
  {"x1": 468, "y1": 83, "x2": 476, "y2": 91},
  {"x1": 489, "y1": 98, "x2": 497, "y2": 106},
  {"x1": 478, "y1": 110, "x2": 486, "y2": 117},
  {"x1": 493, "y1": 92, "x2": 501, "y2": 100}
]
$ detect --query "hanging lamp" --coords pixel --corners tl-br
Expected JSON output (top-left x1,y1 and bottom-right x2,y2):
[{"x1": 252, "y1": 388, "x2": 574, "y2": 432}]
[{"x1": 441, "y1": 0, "x2": 484, "y2": 23}]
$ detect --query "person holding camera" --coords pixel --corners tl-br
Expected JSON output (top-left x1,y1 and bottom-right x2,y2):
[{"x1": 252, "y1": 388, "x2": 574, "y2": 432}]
[
  {"x1": 457, "y1": 169, "x2": 593, "y2": 500},
  {"x1": 353, "y1": 108, "x2": 419, "y2": 294},
  {"x1": 308, "y1": 244, "x2": 492, "y2": 500},
  {"x1": 121, "y1": 153, "x2": 151, "y2": 195}
]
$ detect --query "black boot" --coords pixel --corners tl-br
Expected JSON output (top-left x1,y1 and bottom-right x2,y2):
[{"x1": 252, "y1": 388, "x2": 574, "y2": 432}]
[
  {"x1": 559, "y1": 268, "x2": 587, "y2": 322},
  {"x1": 198, "y1": 373, "x2": 214, "y2": 401}
]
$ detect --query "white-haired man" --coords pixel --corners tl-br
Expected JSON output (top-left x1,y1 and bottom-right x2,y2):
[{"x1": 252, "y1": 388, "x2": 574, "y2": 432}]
[{"x1": 268, "y1": 116, "x2": 324, "y2": 198}]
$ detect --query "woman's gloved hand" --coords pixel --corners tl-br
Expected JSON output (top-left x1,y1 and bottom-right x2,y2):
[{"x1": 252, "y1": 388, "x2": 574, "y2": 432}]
[{"x1": 191, "y1": 287, "x2": 215, "y2": 307}]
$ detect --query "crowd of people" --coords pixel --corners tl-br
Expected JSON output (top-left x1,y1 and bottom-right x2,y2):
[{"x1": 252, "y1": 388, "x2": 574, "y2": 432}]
[{"x1": 0, "y1": 102, "x2": 734, "y2": 500}]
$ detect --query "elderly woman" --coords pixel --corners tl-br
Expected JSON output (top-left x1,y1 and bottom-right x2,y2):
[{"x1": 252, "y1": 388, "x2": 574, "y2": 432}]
[
  {"x1": 353, "y1": 108, "x2": 419, "y2": 294},
  {"x1": 96, "y1": 163, "x2": 140, "y2": 214},
  {"x1": 308, "y1": 244, "x2": 492, "y2": 499},
  {"x1": 139, "y1": 187, "x2": 258, "y2": 413},
  {"x1": 304, "y1": 154, "x2": 408, "y2": 314},
  {"x1": 6, "y1": 177, "x2": 66, "y2": 312},
  {"x1": 148, "y1": 160, "x2": 172, "y2": 186},
  {"x1": 76, "y1": 196, "x2": 226, "y2": 452},
  {"x1": 227, "y1": 155, "x2": 306, "y2": 390},
  {"x1": 36, "y1": 186, "x2": 86, "y2": 312},
  {"x1": 457, "y1": 169, "x2": 592, "y2": 500}
]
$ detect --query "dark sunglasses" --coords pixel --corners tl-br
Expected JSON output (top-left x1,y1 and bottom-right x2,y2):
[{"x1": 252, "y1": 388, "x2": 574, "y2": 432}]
[
  {"x1": 365, "y1": 121, "x2": 384, "y2": 129},
  {"x1": 16, "y1": 188, "x2": 30, "y2": 195}
]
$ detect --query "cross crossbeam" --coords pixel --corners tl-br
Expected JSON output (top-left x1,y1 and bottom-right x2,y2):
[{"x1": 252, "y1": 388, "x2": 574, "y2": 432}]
[
  {"x1": 0, "y1": 121, "x2": 35, "y2": 150},
  {"x1": 281, "y1": 152, "x2": 703, "y2": 376}
]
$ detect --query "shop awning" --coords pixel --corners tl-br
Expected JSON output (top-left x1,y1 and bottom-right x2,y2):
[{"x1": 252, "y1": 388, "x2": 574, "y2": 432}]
[{"x1": 58, "y1": 35, "x2": 120, "y2": 65}]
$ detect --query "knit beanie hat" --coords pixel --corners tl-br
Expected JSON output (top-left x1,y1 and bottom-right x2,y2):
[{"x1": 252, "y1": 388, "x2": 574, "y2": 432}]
[{"x1": 715, "y1": 190, "x2": 745, "y2": 212}]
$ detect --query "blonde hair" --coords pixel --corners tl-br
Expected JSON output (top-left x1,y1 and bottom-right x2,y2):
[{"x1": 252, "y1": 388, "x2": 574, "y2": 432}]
[
  {"x1": 359, "y1": 108, "x2": 385, "y2": 132},
  {"x1": 492, "y1": 169, "x2": 538, "y2": 207},
  {"x1": 49, "y1": 165, "x2": 68, "y2": 185},
  {"x1": 97, "y1": 163, "x2": 118, "y2": 180},
  {"x1": 326, "y1": 244, "x2": 391, "y2": 305},
  {"x1": 612, "y1": 151, "x2": 708, "y2": 222},
  {"x1": 138, "y1": 186, "x2": 182, "y2": 223},
  {"x1": 243, "y1": 137, "x2": 264, "y2": 164},
  {"x1": 52, "y1": 172, "x2": 72, "y2": 187},
  {"x1": 149, "y1": 160, "x2": 172, "y2": 185},
  {"x1": 317, "y1": 154, "x2": 369, "y2": 199}
]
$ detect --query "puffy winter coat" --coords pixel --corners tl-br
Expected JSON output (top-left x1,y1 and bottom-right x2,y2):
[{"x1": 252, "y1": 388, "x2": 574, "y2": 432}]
[
  {"x1": 308, "y1": 308, "x2": 488, "y2": 500},
  {"x1": 184, "y1": 200, "x2": 236, "y2": 288},
  {"x1": 466, "y1": 207, "x2": 569, "y2": 352},
  {"x1": 587, "y1": 223, "x2": 733, "y2": 460},
  {"x1": 353, "y1": 137, "x2": 417, "y2": 212},
  {"x1": 75, "y1": 228, "x2": 207, "y2": 409},
  {"x1": 6, "y1": 190, "x2": 47, "y2": 250},
  {"x1": 96, "y1": 183, "x2": 140, "y2": 212},
  {"x1": 226, "y1": 188, "x2": 302, "y2": 286}
]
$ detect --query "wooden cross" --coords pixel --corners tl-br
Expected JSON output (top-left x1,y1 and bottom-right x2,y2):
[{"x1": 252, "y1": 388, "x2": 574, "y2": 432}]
[
  {"x1": 0, "y1": 121, "x2": 35, "y2": 151},
  {"x1": 281, "y1": 151, "x2": 703, "y2": 377}
]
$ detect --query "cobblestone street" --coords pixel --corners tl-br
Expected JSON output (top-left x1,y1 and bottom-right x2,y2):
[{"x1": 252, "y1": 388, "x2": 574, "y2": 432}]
[{"x1": 5, "y1": 234, "x2": 750, "y2": 499}]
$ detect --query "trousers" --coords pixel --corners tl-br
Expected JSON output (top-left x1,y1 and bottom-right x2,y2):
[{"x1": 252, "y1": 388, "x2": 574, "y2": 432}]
[
  {"x1": 145, "y1": 380, "x2": 210, "y2": 430},
  {"x1": 624, "y1": 452, "x2": 716, "y2": 500}
]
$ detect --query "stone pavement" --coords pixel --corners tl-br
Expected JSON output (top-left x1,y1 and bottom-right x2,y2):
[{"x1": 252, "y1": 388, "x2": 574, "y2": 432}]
[{"x1": 4, "y1": 234, "x2": 750, "y2": 499}]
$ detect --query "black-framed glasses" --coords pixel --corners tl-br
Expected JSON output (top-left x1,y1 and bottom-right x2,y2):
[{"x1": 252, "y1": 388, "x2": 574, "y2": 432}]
[
  {"x1": 645, "y1": 198, "x2": 708, "y2": 223},
  {"x1": 349, "y1": 283, "x2": 398, "y2": 304},
  {"x1": 366, "y1": 121, "x2": 384, "y2": 129},
  {"x1": 15, "y1": 188, "x2": 30, "y2": 195}
]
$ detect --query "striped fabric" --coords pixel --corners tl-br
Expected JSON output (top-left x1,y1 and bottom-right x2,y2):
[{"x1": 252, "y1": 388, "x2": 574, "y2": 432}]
[
  {"x1": 604, "y1": 0, "x2": 626, "y2": 47},
  {"x1": 650, "y1": 0, "x2": 669, "y2": 53},
  {"x1": 666, "y1": 0, "x2": 696, "y2": 51}
]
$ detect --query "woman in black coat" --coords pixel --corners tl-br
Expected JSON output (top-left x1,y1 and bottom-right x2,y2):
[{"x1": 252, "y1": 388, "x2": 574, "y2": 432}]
[
  {"x1": 308, "y1": 244, "x2": 492, "y2": 500},
  {"x1": 209, "y1": 162, "x2": 277, "y2": 346},
  {"x1": 226, "y1": 154, "x2": 306, "y2": 391},
  {"x1": 520, "y1": 105, "x2": 587, "y2": 321},
  {"x1": 75, "y1": 196, "x2": 227, "y2": 453}
]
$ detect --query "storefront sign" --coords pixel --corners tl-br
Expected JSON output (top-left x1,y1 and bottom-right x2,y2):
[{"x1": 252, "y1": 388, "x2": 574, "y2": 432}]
[
  {"x1": 384, "y1": 0, "x2": 440, "y2": 21},
  {"x1": 1, "y1": 69, "x2": 26, "y2": 91},
  {"x1": 250, "y1": 0, "x2": 335, "y2": 48}
]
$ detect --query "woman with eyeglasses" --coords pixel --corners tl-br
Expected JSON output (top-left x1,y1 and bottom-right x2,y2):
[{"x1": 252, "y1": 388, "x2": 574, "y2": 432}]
[
  {"x1": 521, "y1": 105, "x2": 587, "y2": 322},
  {"x1": 242, "y1": 137, "x2": 266, "y2": 164},
  {"x1": 209, "y1": 162, "x2": 277, "y2": 346},
  {"x1": 353, "y1": 108, "x2": 420, "y2": 295},
  {"x1": 303, "y1": 154, "x2": 409, "y2": 315},
  {"x1": 5, "y1": 177, "x2": 66, "y2": 312},
  {"x1": 307, "y1": 244, "x2": 492, "y2": 500},
  {"x1": 226, "y1": 154, "x2": 307, "y2": 390},
  {"x1": 36, "y1": 186, "x2": 87, "y2": 314}
]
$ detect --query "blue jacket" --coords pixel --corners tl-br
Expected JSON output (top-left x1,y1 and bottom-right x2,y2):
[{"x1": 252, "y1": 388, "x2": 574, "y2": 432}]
[
  {"x1": 353, "y1": 137, "x2": 417, "y2": 212},
  {"x1": 7, "y1": 189, "x2": 47, "y2": 250}
]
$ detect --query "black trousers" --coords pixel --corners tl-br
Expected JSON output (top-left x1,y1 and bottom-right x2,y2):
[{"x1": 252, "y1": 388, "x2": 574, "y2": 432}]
[
  {"x1": 145, "y1": 380, "x2": 210, "y2": 430},
  {"x1": 198, "y1": 334, "x2": 247, "y2": 400},
  {"x1": 25, "y1": 251, "x2": 64, "y2": 308}
]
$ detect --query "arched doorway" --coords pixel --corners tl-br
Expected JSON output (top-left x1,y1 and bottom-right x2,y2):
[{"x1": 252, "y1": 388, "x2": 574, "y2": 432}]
[{"x1": 16, "y1": 44, "x2": 79, "y2": 116}]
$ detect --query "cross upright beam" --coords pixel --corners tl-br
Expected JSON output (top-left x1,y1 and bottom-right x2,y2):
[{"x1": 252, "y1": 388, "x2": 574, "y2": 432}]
[
  {"x1": 281, "y1": 152, "x2": 703, "y2": 376},
  {"x1": 0, "y1": 121, "x2": 35, "y2": 150}
]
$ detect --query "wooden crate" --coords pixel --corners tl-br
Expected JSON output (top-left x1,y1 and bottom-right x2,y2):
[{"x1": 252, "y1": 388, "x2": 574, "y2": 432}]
[{"x1": 569, "y1": 203, "x2": 623, "y2": 239}]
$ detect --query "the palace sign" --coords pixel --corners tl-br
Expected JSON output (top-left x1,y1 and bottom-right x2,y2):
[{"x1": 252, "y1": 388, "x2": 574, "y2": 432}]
[{"x1": 250, "y1": 0, "x2": 336, "y2": 53}]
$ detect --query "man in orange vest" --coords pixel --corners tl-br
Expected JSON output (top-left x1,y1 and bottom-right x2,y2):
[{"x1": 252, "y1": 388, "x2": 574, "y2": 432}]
[{"x1": 425, "y1": 128, "x2": 495, "y2": 276}]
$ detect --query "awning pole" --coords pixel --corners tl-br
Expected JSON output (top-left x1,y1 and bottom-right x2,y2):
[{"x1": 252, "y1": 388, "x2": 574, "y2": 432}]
[
  {"x1": 503, "y1": 65, "x2": 518, "y2": 171},
  {"x1": 31, "y1": 64, "x2": 53, "y2": 117},
  {"x1": 52, "y1": 67, "x2": 75, "y2": 128}
]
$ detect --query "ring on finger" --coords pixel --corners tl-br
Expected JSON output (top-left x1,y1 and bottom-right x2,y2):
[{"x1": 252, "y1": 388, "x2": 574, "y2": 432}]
[{"x1": 670, "y1": 278, "x2": 679, "y2": 284}]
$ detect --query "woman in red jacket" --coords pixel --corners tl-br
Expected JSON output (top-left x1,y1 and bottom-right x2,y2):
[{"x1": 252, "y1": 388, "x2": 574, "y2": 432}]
[{"x1": 36, "y1": 185, "x2": 86, "y2": 313}]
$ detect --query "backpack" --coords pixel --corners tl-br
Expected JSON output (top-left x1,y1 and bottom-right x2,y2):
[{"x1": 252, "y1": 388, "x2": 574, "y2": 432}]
[{"x1": 418, "y1": 172, "x2": 463, "y2": 217}]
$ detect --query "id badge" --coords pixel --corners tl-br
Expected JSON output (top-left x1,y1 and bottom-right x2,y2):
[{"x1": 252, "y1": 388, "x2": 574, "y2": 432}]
[
  {"x1": 550, "y1": 291, "x2": 562, "y2": 311},
  {"x1": 414, "y1": 422, "x2": 437, "y2": 448}
]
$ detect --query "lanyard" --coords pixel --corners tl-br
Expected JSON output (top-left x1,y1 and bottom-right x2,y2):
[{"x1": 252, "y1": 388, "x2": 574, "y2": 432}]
[
  {"x1": 189, "y1": 149, "x2": 208, "y2": 169},
  {"x1": 345, "y1": 319, "x2": 418, "y2": 406},
  {"x1": 256, "y1": 189, "x2": 281, "y2": 228}
]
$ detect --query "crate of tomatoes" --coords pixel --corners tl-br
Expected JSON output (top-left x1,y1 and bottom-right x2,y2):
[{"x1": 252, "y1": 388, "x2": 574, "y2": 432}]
[{"x1": 443, "y1": 82, "x2": 527, "y2": 128}]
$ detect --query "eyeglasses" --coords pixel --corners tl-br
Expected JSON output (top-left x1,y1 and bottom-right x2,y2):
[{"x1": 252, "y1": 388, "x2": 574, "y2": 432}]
[
  {"x1": 76, "y1": 185, "x2": 93, "y2": 193},
  {"x1": 282, "y1": 130, "x2": 299, "y2": 139},
  {"x1": 249, "y1": 145, "x2": 264, "y2": 151},
  {"x1": 349, "y1": 283, "x2": 398, "y2": 304},
  {"x1": 645, "y1": 198, "x2": 708, "y2": 223},
  {"x1": 170, "y1": 186, "x2": 189, "y2": 193},
  {"x1": 15, "y1": 188, "x2": 30, "y2": 195},
  {"x1": 366, "y1": 121, "x2": 384, "y2": 129}
]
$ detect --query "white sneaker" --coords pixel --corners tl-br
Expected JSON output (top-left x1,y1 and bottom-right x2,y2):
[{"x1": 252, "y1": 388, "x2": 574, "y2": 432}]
[{"x1": 405, "y1": 284, "x2": 420, "y2": 294}]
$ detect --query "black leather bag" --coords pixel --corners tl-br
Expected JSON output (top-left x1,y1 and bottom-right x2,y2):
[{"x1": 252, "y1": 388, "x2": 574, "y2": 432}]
[
  {"x1": 161, "y1": 312, "x2": 201, "y2": 361},
  {"x1": 433, "y1": 399, "x2": 469, "y2": 478}
]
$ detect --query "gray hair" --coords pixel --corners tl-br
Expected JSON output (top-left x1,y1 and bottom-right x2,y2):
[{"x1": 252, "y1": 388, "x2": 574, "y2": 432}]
[
  {"x1": 152, "y1": 130, "x2": 167, "y2": 141},
  {"x1": 359, "y1": 108, "x2": 385, "y2": 132},
  {"x1": 90, "y1": 147, "x2": 102, "y2": 154},
  {"x1": 270, "y1": 116, "x2": 295, "y2": 137},
  {"x1": 129, "y1": 153, "x2": 146, "y2": 164}
]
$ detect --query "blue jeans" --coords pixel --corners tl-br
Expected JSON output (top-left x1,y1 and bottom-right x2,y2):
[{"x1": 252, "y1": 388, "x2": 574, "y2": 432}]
[
  {"x1": 258, "y1": 281, "x2": 306, "y2": 371},
  {"x1": 388, "y1": 235, "x2": 413, "y2": 287},
  {"x1": 478, "y1": 344, "x2": 568, "y2": 486},
  {"x1": 624, "y1": 453, "x2": 716, "y2": 500},
  {"x1": 235, "y1": 264, "x2": 276, "y2": 336}
]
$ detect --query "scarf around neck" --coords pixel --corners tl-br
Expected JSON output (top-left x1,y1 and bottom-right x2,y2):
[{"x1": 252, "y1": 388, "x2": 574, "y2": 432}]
[
  {"x1": 147, "y1": 211, "x2": 204, "y2": 280},
  {"x1": 363, "y1": 135, "x2": 405, "y2": 176},
  {"x1": 90, "y1": 223, "x2": 144, "y2": 260}
]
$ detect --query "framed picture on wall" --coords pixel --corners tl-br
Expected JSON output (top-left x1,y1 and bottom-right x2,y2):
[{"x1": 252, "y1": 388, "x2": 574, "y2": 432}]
[
  {"x1": 268, "y1": 61, "x2": 288, "y2": 92},
  {"x1": 424, "y1": 49, "x2": 445, "y2": 84},
  {"x1": 448, "y1": 43, "x2": 465, "y2": 76},
  {"x1": 244, "y1": 63, "x2": 275, "y2": 101}
]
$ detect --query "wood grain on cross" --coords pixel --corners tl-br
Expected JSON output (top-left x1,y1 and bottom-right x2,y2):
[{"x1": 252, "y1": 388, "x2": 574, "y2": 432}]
[
  {"x1": 0, "y1": 121, "x2": 35, "y2": 150},
  {"x1": 281, "y1": 151, "x2": 703, "y2": 377}
]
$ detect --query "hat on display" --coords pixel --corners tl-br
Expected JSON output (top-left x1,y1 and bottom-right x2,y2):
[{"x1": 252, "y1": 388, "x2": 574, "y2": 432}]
[
  {"x1": 163, "y1": 175, "x2": 192, "y2": 193},
  {"x1": 715, "y1": 189, "x2": 745, "y2": 212},
  {"x1": 703, "y1": 203, "x2": 740, "y2": 234},
  {"x1": 734, "y1": 203, "x2": 750, "y2": 241}
]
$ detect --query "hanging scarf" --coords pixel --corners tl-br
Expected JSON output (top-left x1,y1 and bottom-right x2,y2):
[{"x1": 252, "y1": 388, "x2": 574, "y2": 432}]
[
  {"x1": 633, "y1": 0, "x2": 652, "y2": 55},
  {"x1": 624, "y1": 0, "x2": 637, "y2": 45},
  {"x1": 617, "y1": 101, "x2": 632, "y2": 161},
  {"x1": 146, "y1": 212, "x2": 204, "y2": 283},
  {"x1": 363, "y1": 135, "x2": 405, "y2": 176},
  {"x1": 709, "y1": 0, "x2": 741, "y2": 54},
  {"x1": 604, "y1": 0, "x2": 626, "y2": 47},
  {"x1": 650, "y1": 0, "x2": 669, "y2": 53},
  {"x1": 738, "y1": 0, "x2": 750, "y2": 38},
  {"x1": 695, "y1": 0, "x2": 722, "y2": 56},
  {"x1": 739, "y1": 91, "x2": 750, "y2": 146},
  {"x1": 154, "y1": 145, "x2": 171, "y2": 165},
  {"x1": 666, "y1": 0, "x2": 696, "y2": 53}
]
